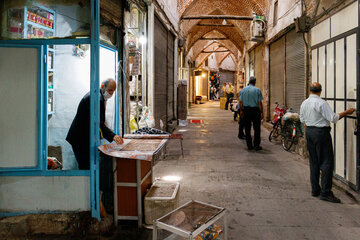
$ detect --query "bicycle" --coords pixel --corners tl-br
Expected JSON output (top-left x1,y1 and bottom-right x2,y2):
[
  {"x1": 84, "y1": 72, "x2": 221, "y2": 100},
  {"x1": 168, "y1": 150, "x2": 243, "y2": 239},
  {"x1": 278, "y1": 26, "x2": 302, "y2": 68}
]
[
  {"x1": 268, "y1": 102, "x2": 286, "y2": 142},
  {"x1": 269, "y1": 103, "x2": 302, "y2": 151},
  {"x1": 281, "y1": 111, "x2": 301, "y2": 151}
]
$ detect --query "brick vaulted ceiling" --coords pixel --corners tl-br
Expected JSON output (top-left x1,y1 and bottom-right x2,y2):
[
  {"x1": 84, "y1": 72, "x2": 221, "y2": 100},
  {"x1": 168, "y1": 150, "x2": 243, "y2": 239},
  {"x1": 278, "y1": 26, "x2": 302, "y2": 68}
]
[{"x1": 178, "y1": 0, "x2": 269, "y2": 67}]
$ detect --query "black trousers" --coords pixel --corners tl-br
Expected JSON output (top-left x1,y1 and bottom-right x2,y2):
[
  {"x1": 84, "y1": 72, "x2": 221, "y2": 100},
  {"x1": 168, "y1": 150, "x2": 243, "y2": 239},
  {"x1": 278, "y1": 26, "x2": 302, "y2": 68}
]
[
  {"x1": 225, "y1": 93, "x2": 234, "y2": 110},
  {"x1": 72, "y1": 144, "x2": 90, "y2": 170},
  {"x1": 238, "y1": 110, "x2": 245, "y2": 137},
  {"x1": 305, "y1": 127, "x2": 334, "y2": 196},
  {"x1": 244, "y1": 107, "x2": 261, "y2": 148},
  {"x1": 99, "y1": 153, "x2": 114, "y2": 212}
]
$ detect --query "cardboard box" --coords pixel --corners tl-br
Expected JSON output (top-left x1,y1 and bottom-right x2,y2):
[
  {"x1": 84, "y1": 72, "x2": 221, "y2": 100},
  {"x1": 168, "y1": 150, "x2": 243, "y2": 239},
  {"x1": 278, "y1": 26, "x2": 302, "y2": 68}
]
[{"x1": 220, "y1": 97, "x2": 227, "y2": 109}]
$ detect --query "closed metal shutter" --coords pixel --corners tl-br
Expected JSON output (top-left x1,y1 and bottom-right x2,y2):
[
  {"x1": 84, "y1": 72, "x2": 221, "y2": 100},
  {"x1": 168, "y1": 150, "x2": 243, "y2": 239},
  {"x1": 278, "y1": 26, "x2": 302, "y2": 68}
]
[
  {"x1": 219, "y1": 70, "x2": 235, "y2": 97},
  {"x1": 154, "y1": 16, "x2": 167, "y2": 129},
  {"x1": 254, "y1": 46, "x2": 264, "y2": 93},
  {"x1": 167, "y1": 31, "x2": 175, "y2": 122},
  {"x1": 285, "y1": 30, "x2": 305, "y2": 113},
  {"x1": 269, "y1": 36, "x2": 285, "y2": 116},
  {"x1": 201, "y1": 72, "x2": 208, "y2": 97}
]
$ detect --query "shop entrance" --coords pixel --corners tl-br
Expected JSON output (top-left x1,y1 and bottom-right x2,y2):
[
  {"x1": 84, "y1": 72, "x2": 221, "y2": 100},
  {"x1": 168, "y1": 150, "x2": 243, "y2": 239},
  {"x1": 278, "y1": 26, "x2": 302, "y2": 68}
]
[{"x1": 46, "y1": 44, "x2": 119, "y2": 171}]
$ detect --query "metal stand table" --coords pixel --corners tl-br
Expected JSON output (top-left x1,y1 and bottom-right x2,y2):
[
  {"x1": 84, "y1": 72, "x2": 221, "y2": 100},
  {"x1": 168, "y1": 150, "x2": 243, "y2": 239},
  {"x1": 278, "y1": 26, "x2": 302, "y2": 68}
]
[
  {"x1": 153, "y1": 200, "x2": 228, "y2": 240},
  {"x1": 98, "y1": 137, "x2": 168, "y2": 227}
]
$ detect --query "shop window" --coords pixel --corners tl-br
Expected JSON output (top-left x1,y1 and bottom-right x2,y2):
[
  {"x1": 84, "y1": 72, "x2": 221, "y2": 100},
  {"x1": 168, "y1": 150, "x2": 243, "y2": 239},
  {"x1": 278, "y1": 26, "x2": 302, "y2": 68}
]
[
  {"x1": 0, "y1": 46, "x2": 40, "y2": 169},
  {"x1": 0, "y1": 0, "x2": 91, "y2": 40}
]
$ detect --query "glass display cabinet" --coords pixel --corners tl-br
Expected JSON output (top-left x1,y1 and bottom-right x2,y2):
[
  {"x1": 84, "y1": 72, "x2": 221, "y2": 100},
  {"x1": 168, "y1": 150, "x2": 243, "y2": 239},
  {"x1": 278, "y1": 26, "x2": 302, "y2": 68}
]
[{"x1": 153, "y1": 200, "x2": 228, "y2": 240}]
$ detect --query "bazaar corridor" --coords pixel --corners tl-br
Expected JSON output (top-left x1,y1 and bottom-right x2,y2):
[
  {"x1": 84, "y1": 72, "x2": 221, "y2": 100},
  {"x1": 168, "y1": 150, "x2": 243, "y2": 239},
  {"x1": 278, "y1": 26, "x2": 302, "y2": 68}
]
[
  {"x1": 113, "y1": 101, "x2": 360, "y2": 240},
  {"x1": 1, "y1": 1, "x2": 360, "y2": 239}
]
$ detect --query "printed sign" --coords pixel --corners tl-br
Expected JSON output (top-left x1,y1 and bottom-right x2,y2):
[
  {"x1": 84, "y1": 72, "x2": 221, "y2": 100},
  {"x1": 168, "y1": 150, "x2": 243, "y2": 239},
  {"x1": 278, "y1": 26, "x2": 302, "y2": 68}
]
[{"x1": 27, "y1": 11, "x2": 54, "y2": 29}]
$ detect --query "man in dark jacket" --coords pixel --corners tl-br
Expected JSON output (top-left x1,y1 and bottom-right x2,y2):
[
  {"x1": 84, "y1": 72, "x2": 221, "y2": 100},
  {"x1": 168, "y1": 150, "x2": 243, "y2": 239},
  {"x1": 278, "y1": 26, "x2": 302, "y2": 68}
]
[{"x1": 66, "y1": 78, "x2": 123, "y2": 170}]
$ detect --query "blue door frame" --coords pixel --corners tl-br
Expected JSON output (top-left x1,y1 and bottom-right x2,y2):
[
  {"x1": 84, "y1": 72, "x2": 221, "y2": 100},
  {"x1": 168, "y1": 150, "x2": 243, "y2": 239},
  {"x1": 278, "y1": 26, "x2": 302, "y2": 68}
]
[
  {"x1": 100, "y1": 43, "x2": 120, "y2": 135},
  {"x1": 89, "y1": 0, "x2": 101, "y2": 220}
]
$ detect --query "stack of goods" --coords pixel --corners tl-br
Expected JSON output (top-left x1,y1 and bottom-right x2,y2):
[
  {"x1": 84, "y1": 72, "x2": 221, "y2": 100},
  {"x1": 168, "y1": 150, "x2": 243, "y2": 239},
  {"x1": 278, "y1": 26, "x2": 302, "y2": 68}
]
[
  {"x1": 283, "y1": 112, "x2": 300, "y2": 121},
  {"x1": 132, "y1": 127, "x2": 169, "y2": 135},
  {"x1": 195, "y1": 224, "x2": 223, "y2": 240}
]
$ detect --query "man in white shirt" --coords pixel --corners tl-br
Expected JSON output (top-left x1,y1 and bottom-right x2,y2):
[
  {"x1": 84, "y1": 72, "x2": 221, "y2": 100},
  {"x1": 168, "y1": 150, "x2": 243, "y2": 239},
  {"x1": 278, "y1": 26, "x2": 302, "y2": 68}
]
[
  {"x1": 225, "y1": 82, "x2": 235, "y2": 110},
  {"x1": 300, "y1": 82, "x2": 355, "y2": 203}
]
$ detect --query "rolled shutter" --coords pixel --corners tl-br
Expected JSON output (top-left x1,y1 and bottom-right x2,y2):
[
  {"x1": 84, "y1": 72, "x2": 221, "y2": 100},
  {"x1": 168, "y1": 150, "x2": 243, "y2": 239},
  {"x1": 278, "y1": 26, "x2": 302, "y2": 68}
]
[
  {"x1": 285, "y1": 30, "x2": 305, "y2": 113},
  {"x1": 154, "y1": 16, "x2": 167, "y2": 129},
  {"x1": 269, "y1": 36, "x2": 285, "y2": 115},
  {"x1": 219, "y1": 70, "x2": 235, "y2": 88},
  {"x1": 167, "y1": 31, "x2": 175, "y2": 122}
]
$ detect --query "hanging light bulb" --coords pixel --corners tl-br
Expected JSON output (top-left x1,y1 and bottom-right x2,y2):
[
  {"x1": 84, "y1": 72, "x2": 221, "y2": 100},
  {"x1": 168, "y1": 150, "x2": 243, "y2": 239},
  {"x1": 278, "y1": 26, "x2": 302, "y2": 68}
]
[
  {"x1": 222, "y1": 19, "x2": 227, "y2": 25},
  {"x1": 139, "y1": 32, "x2": 147, "y2": 44}
]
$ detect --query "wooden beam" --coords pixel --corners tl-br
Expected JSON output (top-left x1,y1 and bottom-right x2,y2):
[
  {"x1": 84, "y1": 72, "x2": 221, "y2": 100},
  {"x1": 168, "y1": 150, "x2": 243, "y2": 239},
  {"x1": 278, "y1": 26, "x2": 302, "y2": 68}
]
[
  {"x1": 182, "y1": 15, "x2": 253, "y2": 20},
  {"x1": 197, "y1": 24, "x2": 235, "y2": 27},
  {"x1": 195, "y1": 43, "x2": 222, "y2": 59},
  {"x1": 200, "y1": 38, "x2": 228, "y2": 40},
  {"x1": 202, "y1": 50, "x2": 230, "y2": 53}
]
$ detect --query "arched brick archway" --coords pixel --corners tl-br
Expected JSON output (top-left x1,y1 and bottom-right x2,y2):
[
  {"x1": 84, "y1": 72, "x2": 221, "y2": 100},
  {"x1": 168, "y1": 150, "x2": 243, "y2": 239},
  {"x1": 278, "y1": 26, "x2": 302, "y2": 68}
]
[{"x1": 178, "y1": 0, "x2": 270, "y2": 68}]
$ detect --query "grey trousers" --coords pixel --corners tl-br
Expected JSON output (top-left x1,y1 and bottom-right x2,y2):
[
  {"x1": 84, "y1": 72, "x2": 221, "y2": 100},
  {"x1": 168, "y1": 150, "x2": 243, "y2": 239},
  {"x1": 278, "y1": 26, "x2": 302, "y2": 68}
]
[{"x1": 305, "y1": 126, "x2": 334, "y2": 196}]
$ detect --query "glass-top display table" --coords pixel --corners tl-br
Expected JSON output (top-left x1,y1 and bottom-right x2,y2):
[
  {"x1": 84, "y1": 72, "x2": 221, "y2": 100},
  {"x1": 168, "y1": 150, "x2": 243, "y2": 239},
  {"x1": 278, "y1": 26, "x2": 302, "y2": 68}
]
[{"x1": 153, "y1": 200, "x2": 228, "y2": 240}]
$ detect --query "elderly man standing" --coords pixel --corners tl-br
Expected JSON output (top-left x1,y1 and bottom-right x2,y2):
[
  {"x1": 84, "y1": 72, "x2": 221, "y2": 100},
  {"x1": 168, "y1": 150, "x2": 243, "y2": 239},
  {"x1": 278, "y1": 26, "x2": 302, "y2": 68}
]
[
  {"x1": 300, "y1": 82, "x2": 355, "y2": 203},
  {"x1": 239, "y1": 76, "x2": 263, "y2": 150},
  {"x1": 66, "y1": 78, "x2": 123, "y2": 170}
]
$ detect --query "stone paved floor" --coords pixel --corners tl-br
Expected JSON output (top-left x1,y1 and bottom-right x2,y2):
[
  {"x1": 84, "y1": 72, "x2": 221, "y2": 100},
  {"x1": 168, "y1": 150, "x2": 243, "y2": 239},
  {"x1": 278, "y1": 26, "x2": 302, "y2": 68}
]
[{"x1": 114, "y1": 101, "x2": 360, "y2": 240}]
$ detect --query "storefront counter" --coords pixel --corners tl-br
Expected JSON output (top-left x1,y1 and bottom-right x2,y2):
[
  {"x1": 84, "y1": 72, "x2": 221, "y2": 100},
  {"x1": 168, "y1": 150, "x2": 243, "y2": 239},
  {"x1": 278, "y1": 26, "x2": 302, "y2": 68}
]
[{"x1": 98, "y1": 137, "x2": 168, "y2": 227}]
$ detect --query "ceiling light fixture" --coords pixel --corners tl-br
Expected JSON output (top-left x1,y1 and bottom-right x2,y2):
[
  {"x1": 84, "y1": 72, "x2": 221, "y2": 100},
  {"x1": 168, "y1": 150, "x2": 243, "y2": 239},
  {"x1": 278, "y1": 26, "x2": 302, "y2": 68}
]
[
  {"x1": 222, "y1": 19, "x2": 227, "y2": 25},
  {"x1": 139, "y1": 32, "x2": 147, "y2": 44}
]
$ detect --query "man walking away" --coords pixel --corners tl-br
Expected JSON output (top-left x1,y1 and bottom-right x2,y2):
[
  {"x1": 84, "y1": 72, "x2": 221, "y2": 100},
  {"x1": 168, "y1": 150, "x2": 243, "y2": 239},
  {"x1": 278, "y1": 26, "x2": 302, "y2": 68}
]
[
  {"x1": 300, "y1": 82, "x2": 355, "y2": 203},
  {"x1": 239, "y1": 77, "x2": 263, "y2": 150},
  {"x1": 225, "y1": 82, "x2": 235, "y2": 110}
]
